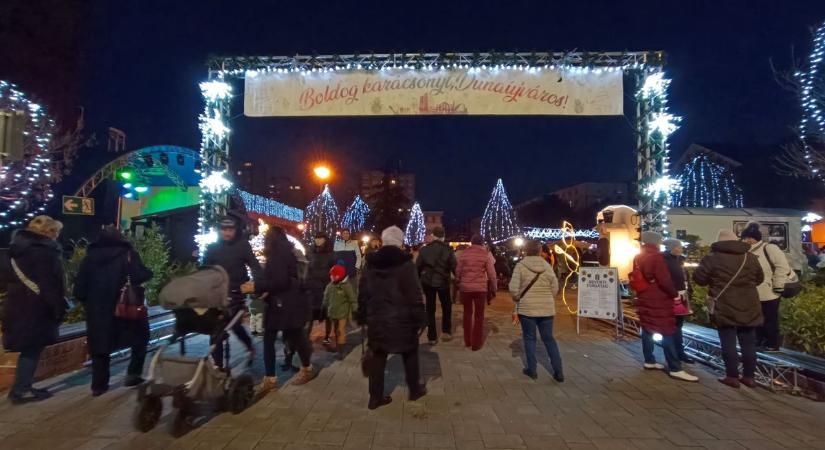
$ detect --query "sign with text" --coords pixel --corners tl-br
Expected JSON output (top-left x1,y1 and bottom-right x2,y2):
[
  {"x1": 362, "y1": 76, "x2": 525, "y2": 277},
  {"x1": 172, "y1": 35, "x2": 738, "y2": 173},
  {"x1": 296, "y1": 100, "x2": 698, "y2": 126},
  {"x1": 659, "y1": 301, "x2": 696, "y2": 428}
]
[
  {"x1": 577, "y1": 267, "x2": 619, "y2": 320},
  {"x1": 62, "y1": 195, "x2": 94, "y2": 216},
  {"x1": 244, "y1": 68, "x2": 623, "y2": 117}
]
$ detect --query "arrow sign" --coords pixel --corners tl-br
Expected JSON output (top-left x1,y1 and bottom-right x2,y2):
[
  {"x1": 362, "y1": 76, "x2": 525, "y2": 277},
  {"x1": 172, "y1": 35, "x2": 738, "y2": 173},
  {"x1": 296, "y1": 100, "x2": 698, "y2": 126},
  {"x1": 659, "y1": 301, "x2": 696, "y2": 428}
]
[{"x1": 62, "y1": 195, "x2": 94, "y2": 216}]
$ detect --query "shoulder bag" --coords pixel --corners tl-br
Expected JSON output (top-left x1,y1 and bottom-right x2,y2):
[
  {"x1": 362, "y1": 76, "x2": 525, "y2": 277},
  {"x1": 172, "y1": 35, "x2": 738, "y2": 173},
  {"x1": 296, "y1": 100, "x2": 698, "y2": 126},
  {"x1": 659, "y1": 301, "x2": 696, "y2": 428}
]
[
  {"x1": 707, "y1": 256, "x2": 747, "y2": 316},
  {"x1": 513, "y1": 270, "x2": 541, "y2": 302},
  {"x1": 762, "y1": 245, "x2": 802, "y2": 298},
  {"x1": 115, "y1": 252, "x2": 148, "y2": 320}
]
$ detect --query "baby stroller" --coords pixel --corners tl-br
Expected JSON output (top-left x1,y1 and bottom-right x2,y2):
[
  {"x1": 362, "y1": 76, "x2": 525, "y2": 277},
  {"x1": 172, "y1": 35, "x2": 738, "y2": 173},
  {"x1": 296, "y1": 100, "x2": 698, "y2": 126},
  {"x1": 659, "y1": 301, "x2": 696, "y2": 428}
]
[{"x1": 133, "y1": 266, "x2": 255, "y2": 434}]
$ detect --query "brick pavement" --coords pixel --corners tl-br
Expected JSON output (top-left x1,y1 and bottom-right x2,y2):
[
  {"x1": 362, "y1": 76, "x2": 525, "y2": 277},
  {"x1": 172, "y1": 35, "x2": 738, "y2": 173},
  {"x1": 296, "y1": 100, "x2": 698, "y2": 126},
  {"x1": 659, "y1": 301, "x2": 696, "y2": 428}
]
[{"x1": 1, "y1": 292, "x2": 825, "y2": 449}]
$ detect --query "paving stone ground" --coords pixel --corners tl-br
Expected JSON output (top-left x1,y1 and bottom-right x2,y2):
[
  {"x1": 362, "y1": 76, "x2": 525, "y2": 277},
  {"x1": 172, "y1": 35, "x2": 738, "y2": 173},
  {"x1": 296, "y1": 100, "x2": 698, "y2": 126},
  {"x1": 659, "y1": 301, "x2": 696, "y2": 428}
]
[{"x1": 2, "y1": 292, "x2": 825, "y2": 449}]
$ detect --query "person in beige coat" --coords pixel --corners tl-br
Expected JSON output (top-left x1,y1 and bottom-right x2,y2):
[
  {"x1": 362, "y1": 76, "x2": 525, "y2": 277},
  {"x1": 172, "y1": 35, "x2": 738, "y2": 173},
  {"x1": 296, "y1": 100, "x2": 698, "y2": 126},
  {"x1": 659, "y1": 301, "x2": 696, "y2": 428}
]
[{"x1": 509, "y1": 240, "x2": 563, "y2": 382}]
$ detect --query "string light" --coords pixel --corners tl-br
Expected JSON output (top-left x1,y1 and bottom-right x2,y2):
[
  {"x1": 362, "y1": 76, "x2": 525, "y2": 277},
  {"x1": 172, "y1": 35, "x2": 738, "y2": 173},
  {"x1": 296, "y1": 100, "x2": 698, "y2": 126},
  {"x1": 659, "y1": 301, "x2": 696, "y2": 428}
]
[
  {"x1": 340, "y1": 195, "x2": 370, "y2": 233},
  {"x1": 524, "y1": 227, "x2": 600, "y2": 240},
  {"x1": 239, "y1": 190, "x2": 303, "y2": 222},
  {"x1": 673, "y1": 153, "x2": 744, "y2": 208},
  {"x1": 404, "y1": 202, "x2": 426, "y2": 245},
  {"x1": 553, "y1": 221, "x2": 580, "y2": 314},
  {"x1": 199, "y1": 170, "x2": 232, "y2": 194},
  {"x1": 481, "y1": 178, "x2": 520, "y2": 242},
  {"x1": 799, "y1": 21, "x2": 825, "y2": 180},
  {"x1": 303, "y1": 185, "x2": 339, "y2": 243}
]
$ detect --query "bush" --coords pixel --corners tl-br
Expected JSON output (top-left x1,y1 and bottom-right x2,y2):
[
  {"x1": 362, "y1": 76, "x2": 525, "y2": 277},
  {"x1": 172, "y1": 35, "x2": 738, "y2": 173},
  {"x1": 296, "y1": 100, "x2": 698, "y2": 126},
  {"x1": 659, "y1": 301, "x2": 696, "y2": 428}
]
[
  {"x1": 127, "y1": 225, "x2": 171, "y2": 306},
  {"x1": 780, "y1": 286, "x2": 825, "y2": 357},
  {"x1": 63, "y1": 239, "x2": 89, "y2": 324}
]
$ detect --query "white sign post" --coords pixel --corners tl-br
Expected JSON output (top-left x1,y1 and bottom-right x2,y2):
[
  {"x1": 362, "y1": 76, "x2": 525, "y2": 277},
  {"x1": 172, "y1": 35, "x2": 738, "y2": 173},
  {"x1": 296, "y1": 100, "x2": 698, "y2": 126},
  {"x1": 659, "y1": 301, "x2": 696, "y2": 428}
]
[{"x1": 577, "y1": 267, "x2": 622, "y2": 339}]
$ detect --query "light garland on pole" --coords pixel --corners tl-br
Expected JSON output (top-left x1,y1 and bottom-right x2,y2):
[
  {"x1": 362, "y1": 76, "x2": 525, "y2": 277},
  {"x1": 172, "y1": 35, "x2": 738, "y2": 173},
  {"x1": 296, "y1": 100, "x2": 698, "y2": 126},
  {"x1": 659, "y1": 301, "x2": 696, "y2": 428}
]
[
  {"x1": 404, "y1": 201, "x2": 426, "y2": 246},
  {"x1": 340, "y1": 195, "x2": 370, "y2": 233},
  {"x1": 480, "y1": 178, "x2": 520, "y2": 242},
  {"x1": 800, "y1": 21, "x2": 825, "y2": 178},
  {"x1": 524, "y1": 227, "x2": 600, "y2": 241},
  {"x1": 674, "y1": 153, "x2": 744, "y2": 208},
  {"x1": 238, "y1": 190, "x2": 303, "y2": 222},
  {"x1": 303, "y1": 185, "x2": 339, "y2": 243},
  {"x1": 0, "y1": 81, "x2": 55, "y2": 230}
]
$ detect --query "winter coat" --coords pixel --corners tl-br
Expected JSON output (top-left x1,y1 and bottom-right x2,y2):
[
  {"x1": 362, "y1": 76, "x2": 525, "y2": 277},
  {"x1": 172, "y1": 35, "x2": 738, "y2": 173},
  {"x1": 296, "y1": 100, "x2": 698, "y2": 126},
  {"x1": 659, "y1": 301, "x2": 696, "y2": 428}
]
[
  {"x1": 323, "y1": 279, "x2": 357, "y2": 320},
  {"x1": 693, "y1": 240, "x2": 764, "y2": 328},
  {"x1": 1, "y1": 230, "x2": 67, "y2": 352},
  {"x1": 306, "y1": 246, "x2": 335, "y2": 311},
  {"x1": 358, "y1": 246, "x2": 426, "y2": 354},
  {"x1": 509, "y1": 256, "x2": 559, "y2": 317},
  {"x1": 416, "y1": 240, "x2": 456, "y2": 288},
  {"x1": 256, "y1": 238, "x2": 307, "y2": 331},
  {"x1": 456, "y1": 245, "x2": 497, "y2": 293},
  {"x1": 204, "y1": 237, "x2": 262, "y2": 301},
  {"x1": 74, "y1": 239, "x2": 153, "y2": 355},
  {"x1": 749, "y1": 241, "x2": 792, "y2": 302},
  {"x1": 662, "y1": 252, "x2": 687, "y2": 291},
  {"x1": 334, "y1": 239, "x2": 363, "y2": 273},
  {"x1": 633, "y1": 244, "x2": 679, "y2": 335}
]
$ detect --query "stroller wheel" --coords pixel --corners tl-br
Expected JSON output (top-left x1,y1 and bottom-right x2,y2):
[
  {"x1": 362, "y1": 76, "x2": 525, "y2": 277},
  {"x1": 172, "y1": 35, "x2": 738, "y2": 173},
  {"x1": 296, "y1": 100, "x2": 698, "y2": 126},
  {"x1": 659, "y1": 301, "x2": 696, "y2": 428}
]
[
  {"x1": 134, "y1": 395, "x2": 162, "y2": 432},
  {"x1": 228, "y1": 373, "x2": 255, "y2": 414}
]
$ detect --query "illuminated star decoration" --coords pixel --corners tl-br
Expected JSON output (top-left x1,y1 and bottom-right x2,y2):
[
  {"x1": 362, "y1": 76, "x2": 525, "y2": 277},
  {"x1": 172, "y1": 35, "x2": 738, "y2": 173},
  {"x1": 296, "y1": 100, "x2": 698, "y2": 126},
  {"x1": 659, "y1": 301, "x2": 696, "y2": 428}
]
[
  {"x1": 404, "y1": 202, "x2": 426, "y2": 246},
  {"x1": 481, "y1": 178, "x2": 520, "y2": 242},
  {"x1": 303, "y1": 185, "x2": 339, "y2": 243},
  {"x1": 340, "y1": 195, "x2": 371, "y2": 233}
]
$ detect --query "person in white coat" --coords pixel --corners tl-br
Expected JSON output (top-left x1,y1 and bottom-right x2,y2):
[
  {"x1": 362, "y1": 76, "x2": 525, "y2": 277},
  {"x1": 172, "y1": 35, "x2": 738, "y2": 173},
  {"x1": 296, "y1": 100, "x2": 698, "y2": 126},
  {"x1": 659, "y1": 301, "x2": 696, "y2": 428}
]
[
  {"x1": 739, "y1": 222, "x2": 791, "y2": 351},
  {"x1": 509, "y1": 240, "x2": 563, "y2": 382}
]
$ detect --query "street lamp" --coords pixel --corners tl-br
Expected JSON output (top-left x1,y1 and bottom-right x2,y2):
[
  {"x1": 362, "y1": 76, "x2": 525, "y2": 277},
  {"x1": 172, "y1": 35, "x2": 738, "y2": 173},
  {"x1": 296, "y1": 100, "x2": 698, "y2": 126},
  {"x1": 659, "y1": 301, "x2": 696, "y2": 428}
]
[{"x1": 313, "y1": 165, "x2": 331, "y2": 181}]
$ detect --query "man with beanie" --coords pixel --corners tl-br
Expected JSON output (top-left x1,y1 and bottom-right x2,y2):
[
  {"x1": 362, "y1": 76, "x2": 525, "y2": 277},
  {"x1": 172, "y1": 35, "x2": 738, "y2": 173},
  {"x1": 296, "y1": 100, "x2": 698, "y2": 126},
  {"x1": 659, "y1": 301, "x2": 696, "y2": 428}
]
[
  {"x1": 662, "y1": 238, "x2": 695, "y2": 364},
  {"x1": 633, "y1": 231, "x2": 698, "y2": 382},
  {"x1": 416, "y1": 226, "x2": 457, "y2": 344},
  {"x1": 739, "y1": 222, "x2": 792, "y2": 351}
]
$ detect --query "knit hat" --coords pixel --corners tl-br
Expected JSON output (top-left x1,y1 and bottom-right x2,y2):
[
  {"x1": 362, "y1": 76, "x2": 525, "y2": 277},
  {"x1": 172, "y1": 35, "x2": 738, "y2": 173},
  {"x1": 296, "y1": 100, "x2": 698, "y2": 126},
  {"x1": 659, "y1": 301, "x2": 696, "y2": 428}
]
[
  {"x1": 640, "y1": 231, "x2": 663, "y2": 246},
  {"x1": 663, "y1": 238, "x2": 683, "y2": 252},
  {"x1": 329, "y1": 265, "x2": 347, "y2": 283},
  {"x1": 740, "y1": 222, "x2": 762, "y2": 241},
  {"x1": 717, "y1": 229, "x2": 738, "y2": 242},
  {"x1": 381, "y1": 226, "x2": 405, "y2": 248}
]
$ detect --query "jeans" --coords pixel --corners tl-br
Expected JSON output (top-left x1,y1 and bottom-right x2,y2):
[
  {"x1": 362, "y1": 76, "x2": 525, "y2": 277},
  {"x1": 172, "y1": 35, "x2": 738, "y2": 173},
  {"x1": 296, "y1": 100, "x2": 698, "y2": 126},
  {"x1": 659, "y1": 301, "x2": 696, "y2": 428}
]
[
  {"x1": 641, "y1": 328, "x2": 681, "y2": 372},
  {"x1": 675, "y1": 316, "x2": 689, "y2": 359},
  {"x1": 368, "y1": 348, "x2": 421, "y2": 400},
  {"x1": 461, "y1": 292, "x2": 486, "y2": 349},
  {"x1": 10, "y1": 347, "x2": 44, "y2": 395},
  {"x1": 757, "y1": 298, "x2": 781, "y2": 349},
  {"x1": 718, "y1": 326, "x2": 757, "y2": 378},
  {"x1": 423, "y1": 285, "x2": 452, "y2": 341},
  {"x1": 518, "y1": 315, "x2": 563, "y2": 377},
  {"x1": 264, "y1": 328, "x2": 312, "y2": 376}
]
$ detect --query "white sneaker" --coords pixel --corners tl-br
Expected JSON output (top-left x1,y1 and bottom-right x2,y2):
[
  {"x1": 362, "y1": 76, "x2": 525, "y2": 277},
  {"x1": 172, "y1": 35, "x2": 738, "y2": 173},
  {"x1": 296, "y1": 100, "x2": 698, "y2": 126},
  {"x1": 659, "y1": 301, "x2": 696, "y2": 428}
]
[
  {"x1": 644, "y1": 363, "x2": 666, "y2": 370},
  {"x1": 669, "y1": 370, "x2": 699, "y2": 382}
]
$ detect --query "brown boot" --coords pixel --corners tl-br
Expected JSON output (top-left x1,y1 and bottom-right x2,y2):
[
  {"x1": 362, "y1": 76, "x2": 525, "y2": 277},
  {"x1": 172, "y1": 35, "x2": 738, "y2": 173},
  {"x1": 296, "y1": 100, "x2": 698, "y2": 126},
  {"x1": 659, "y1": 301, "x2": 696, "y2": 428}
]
[
  {"x1": 259, "y1": 376, "x2": 278, "y2": 394},
  {"x1": 292, "y1": 366, "x2": 316, "y2": 385},
  {"x1": 739, "y1": 377, "x2": 757, "y2": 388},
  {"x1": 718, "y1": 376, "x2": 740, "y2": 389}
]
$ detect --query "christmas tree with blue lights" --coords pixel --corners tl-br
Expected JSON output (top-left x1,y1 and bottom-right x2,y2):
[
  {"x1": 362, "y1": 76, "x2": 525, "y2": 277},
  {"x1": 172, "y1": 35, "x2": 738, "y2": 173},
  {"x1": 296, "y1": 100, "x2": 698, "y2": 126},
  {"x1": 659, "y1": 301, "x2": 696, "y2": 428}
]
[
  {"x1": 404, "y1": 202, "x2": 426, "y2": 245},
  {"x1": 481, "y1": 179, "x2": 520, "y2": 242},
  {"x1": 340, "y1": 195, "x2": 370, "y2": 233},
  {"x1": 674, "y1": 153, "x2": 744, "y2": 208},
  {"x1": 304, "y1": 185, "x2": 339, "y2": 243}
]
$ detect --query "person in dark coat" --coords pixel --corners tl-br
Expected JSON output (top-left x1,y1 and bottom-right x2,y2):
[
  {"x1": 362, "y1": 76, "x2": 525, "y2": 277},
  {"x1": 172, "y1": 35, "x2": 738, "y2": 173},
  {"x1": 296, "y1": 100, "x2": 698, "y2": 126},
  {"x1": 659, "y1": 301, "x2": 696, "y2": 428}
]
[
  {"x1": 305, "y1": 231, "x2": 335, "y2": 343},
  {"x1": 416, "y1": 226, "x2": 457, "y2": 344},
  {"x1": 662, "y1": 239, "x2": 695, "y2": 364},
  {"x1": 243, "y1": 225, "x2": 315, "y2": 392},
  {"x1": 633, "y1": 232, "x2": 698, "y2": 382},
  {"x1": 357, "y1": 226, "x2": 427, "y2": 410},
  {"x1": 2, "y1": 216, "x2": 67, "y2": 404},
  {"x1": 693, "y1": 229, "x2": 764, "y2": 389},
  {"x1": 203, "y1": 216, "x2": 262, "y2": 367},
  {"x1": 74, "y1": 226, "x2": 153, "y2": 396}
]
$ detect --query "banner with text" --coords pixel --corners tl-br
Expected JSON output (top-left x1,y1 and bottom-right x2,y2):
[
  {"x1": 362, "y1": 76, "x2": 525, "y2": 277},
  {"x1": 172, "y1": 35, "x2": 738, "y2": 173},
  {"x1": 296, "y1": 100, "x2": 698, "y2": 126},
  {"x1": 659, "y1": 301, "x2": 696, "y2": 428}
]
[
  {"x1": 577, "y1": 267, "x2": 619, "y2": 320},
  {"x1": 244, "y1": 69, "x2": 623, "y2": 117}
]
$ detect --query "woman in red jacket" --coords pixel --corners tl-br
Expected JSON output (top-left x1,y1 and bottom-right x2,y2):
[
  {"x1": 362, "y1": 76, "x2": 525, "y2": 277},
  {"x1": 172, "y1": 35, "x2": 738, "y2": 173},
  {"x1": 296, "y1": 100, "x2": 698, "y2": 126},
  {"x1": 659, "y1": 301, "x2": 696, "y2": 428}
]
[
  {"x1": 455, "y1": 235, "x2": 497, "y2": 350},
  {"x1": 634, "y1": 232, "x2": 698, "y2": 382}
]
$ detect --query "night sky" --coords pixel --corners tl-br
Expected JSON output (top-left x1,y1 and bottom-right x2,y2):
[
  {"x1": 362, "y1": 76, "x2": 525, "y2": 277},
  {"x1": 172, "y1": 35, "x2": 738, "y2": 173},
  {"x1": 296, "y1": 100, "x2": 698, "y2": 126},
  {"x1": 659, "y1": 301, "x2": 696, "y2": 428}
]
[{"x1": 4, "y1": 0, "x2": 825, "y2": 222}]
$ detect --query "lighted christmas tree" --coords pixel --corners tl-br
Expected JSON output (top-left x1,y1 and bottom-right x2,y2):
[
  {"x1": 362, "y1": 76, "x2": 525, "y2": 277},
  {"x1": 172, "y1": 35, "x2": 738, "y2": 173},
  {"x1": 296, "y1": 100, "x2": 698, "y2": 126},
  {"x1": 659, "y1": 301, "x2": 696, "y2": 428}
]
[
  {"x1": 340, "y1": 195, "x2": 371, "y2": 233},
  {"x1": 303, "y1": 185, "x2": 339, "y2": 243},
  {"x1": 404, "y1": 202, "x2": 426, "y2": 245},
  {"x1": 673, "y1": 153, "x2": 744, "y2": 208},
  {"x1": 480, "y1": 178, "x2": 520, "y2": 242}
]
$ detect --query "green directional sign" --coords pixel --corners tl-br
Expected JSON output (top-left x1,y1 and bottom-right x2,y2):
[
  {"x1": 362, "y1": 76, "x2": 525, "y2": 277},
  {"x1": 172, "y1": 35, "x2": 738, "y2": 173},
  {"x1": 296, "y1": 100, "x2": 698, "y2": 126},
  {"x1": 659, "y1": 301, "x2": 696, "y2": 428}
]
[{"x1": 62, "y1": 195, "x2": 94, "y2": 216}]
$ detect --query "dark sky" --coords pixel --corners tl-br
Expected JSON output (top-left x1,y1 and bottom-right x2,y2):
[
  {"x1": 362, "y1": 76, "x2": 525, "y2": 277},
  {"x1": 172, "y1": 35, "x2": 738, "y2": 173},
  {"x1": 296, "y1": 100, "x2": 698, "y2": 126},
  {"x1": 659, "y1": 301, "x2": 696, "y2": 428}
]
[{"x1": 4, "y1": 0, "x2": 825, "y2": 221}]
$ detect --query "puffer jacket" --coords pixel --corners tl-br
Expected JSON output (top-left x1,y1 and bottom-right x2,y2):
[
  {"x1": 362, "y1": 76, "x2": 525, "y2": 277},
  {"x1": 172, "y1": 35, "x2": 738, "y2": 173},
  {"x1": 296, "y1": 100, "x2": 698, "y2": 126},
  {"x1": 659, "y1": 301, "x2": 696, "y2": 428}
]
[
  {"x1": 749, "y1": 241, "x2": 792, "y2": 301},
  {"x1": 509, "y1": 256, "x2": 559, "y2": 317},
  {"x1": 634, "y1": 244, "x2": 678, "y2": 335},
  {"x1": 456, "y1": 245, "x2": 497, "y2": 293},
  {"x1": 694, "y1": 240, "x2": 764, "y2": 327}
]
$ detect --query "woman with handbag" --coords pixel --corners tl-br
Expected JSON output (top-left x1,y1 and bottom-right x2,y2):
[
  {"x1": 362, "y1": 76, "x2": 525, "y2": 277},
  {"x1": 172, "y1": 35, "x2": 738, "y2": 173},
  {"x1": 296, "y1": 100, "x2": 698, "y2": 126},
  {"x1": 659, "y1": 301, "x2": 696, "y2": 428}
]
[
  {"x1": 693, "y1": 229, "x2": 764, "y2": 388},
  {"x1": 74, "y1": 226, "x2": 153, "y2": 396},
  {"x1": 2, "y1": 216, "x2": 67, "y2": 404},
  {"x1": 508, "y1": 240, "x2": 563, "y2": 382},
  {"x1": 662, "y1": 239, "x2": 695, "y2": 364}
]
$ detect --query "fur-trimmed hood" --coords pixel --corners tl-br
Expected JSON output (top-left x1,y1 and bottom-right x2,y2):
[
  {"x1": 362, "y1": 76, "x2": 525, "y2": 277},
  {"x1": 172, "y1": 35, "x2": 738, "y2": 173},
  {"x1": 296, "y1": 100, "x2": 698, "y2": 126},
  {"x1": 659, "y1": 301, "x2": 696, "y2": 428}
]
[{"x1": 366, "y1": 246, "x2": 412, "y2": 271}]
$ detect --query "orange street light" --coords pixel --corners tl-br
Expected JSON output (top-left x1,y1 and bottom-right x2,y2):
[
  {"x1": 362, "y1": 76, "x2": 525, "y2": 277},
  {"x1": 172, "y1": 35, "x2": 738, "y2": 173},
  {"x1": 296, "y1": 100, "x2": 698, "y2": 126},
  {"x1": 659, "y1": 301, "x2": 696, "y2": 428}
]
[{"x1": 313, "y1": 165, "x2": 331, "y2": 181}]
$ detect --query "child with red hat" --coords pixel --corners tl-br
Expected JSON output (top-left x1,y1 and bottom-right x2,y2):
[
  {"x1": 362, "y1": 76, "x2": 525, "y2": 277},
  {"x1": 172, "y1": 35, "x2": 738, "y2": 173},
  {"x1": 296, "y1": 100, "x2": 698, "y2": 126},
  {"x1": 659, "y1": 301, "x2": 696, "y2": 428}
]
[{"x1": 323, "y1": 265, "x2": 357, "y2": 354}]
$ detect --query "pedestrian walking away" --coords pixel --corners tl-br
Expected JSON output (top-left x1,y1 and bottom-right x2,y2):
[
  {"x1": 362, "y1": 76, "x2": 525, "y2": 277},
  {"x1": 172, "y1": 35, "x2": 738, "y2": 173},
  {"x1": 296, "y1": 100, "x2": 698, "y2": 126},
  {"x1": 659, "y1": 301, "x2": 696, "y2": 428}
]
[
  {"x1": 203, "y1": 215, "x2": 262, "y2": 368},
  {"x1": 662, "y1": 238, "x2": 696, "y2": 364},
  {"x1": 323, "y1": 264, "x2": 357, "y2": 354},
  {"x1": 633, "y1": 231, "x2": 699, "y2": 382},
  {"x1": 358, "y1": 226, "x2": 427, "y2": 410},
  {"x1": 455, "y1": 234, "x2": 497, "y2": 351},
  {"x1": 693, "y1": 229, "x2": 764, "y2": 389},
  {"x1": 306, "y1": 231, "x2": 335, "y2": 345},
  {"x1": 1, "y1": 216, "x2": 68, "y2": 404},
  {"x1": 416, "y1": 226, "x2": 457, "y2": 344},
  {"x1": 509, "y1": 240, "x2": 564, "y2": 382}
]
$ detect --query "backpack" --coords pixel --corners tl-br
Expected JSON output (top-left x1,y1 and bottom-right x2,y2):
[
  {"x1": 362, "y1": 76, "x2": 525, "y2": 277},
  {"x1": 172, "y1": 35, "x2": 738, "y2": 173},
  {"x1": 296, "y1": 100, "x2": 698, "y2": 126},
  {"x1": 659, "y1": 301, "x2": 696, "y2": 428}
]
[{"x1": 628, "y1": 257, "x2": 650, "y2": 293}]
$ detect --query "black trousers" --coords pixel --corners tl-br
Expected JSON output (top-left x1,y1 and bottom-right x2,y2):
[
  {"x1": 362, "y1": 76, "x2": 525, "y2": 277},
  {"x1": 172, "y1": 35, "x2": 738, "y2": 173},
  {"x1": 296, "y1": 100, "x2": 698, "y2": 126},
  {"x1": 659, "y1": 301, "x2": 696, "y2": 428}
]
[
  {"x1": 718, "y1": 326, "x2": 757, "y2": 378},
  {"x1": 423, "y1": 285, "x2": 451, "y2": 341},
  {"x1": 91, "y1": 345, "x2": 146, "y2": 392},
  {"x1": 757, "y1": 298, "x2": 781, "y2": 349},
  {"x1": 263, "y1": 328, "x2": 312, "y2": 376},
  {"x1": 212, "y1": 304, "x2": 254, "y2": 368},
  {"x1": 674, "y1": 316, "x2": 688, "y2": 359},
  {"x1": 368, "y1": 348, "x2": 421, "y2": 400}
]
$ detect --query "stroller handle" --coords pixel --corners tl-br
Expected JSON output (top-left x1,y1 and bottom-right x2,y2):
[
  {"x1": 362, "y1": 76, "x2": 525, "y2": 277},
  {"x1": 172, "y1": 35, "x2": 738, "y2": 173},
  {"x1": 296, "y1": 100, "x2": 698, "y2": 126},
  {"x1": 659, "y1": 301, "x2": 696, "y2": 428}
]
[{"x1": 205, "y1": 309, "x2": 246, "y2": 357}]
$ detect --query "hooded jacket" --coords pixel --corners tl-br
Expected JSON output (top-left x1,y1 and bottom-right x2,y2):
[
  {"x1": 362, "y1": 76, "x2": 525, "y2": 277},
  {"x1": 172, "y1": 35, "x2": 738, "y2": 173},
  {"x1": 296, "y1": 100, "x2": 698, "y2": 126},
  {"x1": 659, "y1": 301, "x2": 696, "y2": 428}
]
[
  {"x1": 203, "y1": 233, "x2": 262, "y2": 299},
  {"x1": 749, "y1": 241, "x2": 792, "y2": 302},
  {"x1": 456, "y1": 244, "x2": 497, "y2": 293},
  {"x1": 2, "y1": 230, "x2": 67, "y2": 352},
  {"x1": 509, "y1": 256, "x2": 559, "y2": 317},
  {"x1": 358, "y1": 246, "x2": 425, "y2": 353},
  {"x1": 323, "y1": 279, "x2": 357, "y2": 320},
  {"x1": 256, "y1": 237, "x2": 307, "y2": 331},
  {"x1": 633, "y1": 243, "x2": 679, "y2": 335},
  {"x1": 693, "y1": 240, "x2": 764, "y2": 328}
]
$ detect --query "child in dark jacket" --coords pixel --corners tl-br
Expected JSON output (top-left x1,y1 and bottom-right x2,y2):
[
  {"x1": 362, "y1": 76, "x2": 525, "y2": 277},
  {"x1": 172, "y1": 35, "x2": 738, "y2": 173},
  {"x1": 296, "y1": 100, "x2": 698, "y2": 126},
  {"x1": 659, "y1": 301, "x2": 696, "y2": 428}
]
[{"x1": 323, "y1": 265, "x2": 357, "y2": 353}]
